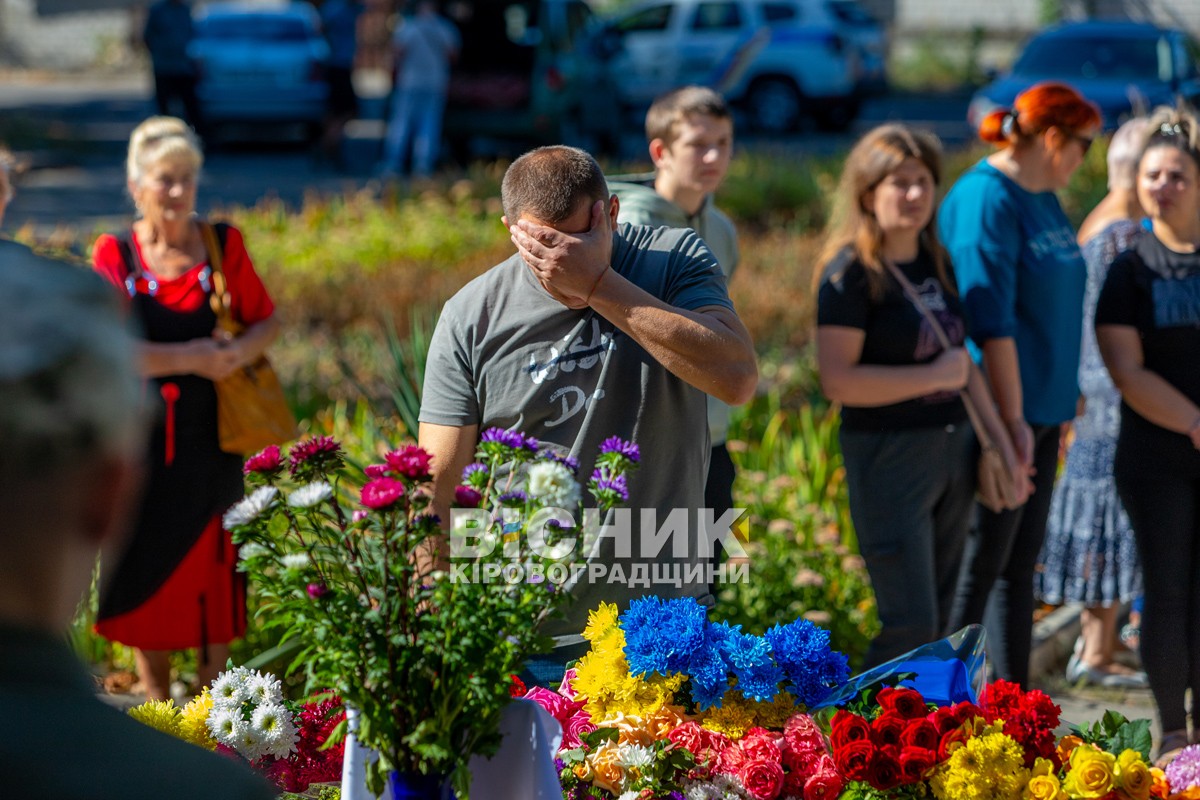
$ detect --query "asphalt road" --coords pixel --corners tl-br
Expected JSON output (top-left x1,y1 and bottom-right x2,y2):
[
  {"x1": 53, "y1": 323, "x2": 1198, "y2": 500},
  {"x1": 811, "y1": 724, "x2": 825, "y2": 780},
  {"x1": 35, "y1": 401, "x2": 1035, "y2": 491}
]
[{"x1": 1, "y1": 71, "x2": 974, "y2": 234}]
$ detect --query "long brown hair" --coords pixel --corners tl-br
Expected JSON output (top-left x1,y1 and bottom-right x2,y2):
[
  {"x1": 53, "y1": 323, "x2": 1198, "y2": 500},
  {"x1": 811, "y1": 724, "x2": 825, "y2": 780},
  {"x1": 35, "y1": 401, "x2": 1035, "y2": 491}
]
[{"x1": 815, "y1": 123, "x2": 951, "y2": 299}]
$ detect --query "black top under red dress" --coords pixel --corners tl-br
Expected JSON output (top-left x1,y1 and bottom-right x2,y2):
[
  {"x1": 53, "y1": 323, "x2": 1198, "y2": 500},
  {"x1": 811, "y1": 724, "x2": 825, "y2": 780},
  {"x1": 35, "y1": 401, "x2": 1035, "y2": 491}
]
[{"x1": 92, "y1": 224, "x2": 275, "y2": 651}]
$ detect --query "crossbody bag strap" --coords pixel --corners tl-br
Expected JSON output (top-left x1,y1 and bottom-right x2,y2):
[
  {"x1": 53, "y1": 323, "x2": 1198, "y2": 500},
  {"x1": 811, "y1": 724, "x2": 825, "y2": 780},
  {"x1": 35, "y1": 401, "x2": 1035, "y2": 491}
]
[
  {"x1": 883, "y1": 260, "x2": 999, "y2": 452},
  {"x1": 200, "y1": 221, "x2": 240, "y2": 335}
]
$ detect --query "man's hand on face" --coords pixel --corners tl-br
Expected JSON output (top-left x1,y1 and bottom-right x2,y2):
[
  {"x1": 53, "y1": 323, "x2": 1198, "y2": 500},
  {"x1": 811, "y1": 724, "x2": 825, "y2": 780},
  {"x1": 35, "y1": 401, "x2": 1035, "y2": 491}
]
[{"x1": 506, "y1": 199, "x2": 613, "y2": 309}]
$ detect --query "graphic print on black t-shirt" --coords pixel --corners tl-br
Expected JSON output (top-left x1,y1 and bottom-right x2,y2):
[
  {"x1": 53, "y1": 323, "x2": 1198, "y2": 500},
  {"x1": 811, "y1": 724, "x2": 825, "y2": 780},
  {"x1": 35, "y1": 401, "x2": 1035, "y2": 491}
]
[{"x1": 913, "y1": 278, "x2": 967, "y2": 406}]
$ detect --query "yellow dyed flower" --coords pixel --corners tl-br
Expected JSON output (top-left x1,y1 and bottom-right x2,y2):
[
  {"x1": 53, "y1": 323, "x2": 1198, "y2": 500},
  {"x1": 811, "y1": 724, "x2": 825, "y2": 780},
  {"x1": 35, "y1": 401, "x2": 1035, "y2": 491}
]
[
  {"x1": 1116, "y1": 749, "x2": 1152, "y2": 800},
  {"x1": 583, "y1": 603, "x2": 620, "y2": 643},
  {"x1": 1063, "y1": 745, "x2": 1116, "y2": 798},
  {"x1": 698, "y1": 691, "x2": 759, "y2": 740},
  {"x1": 587, "y1": 740, "x2": 627, "y2": 795},
  {"x1": 128, "y1": 699, "x2": 182, "y2": 738},
  {"x1": 179, "y1": 689, "x2": 217, "y2": 750},
  {"x1": 1024, "y1": 757, "x2": 1066, "y2": 800},
  {"x1": 931, "y1": 731, "x2": 1028, "y2": 800}
]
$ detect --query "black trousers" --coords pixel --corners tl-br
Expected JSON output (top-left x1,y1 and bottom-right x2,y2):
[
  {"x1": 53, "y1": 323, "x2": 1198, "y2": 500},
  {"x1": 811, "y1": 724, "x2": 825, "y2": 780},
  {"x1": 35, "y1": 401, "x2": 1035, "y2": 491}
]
[
  {"x1": 948, "y1": 423, "x2": 1060, "y2": 688},
  {"x1": 153, "y1": 72, "x2": 204, "y2": 136}
]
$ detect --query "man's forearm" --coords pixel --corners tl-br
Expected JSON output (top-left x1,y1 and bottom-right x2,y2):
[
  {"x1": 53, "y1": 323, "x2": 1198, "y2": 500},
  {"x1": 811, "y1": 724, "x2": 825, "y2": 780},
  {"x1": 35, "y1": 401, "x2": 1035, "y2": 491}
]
[{"x1": 588, "y1": 272, "x2": 757, "y2": 405}]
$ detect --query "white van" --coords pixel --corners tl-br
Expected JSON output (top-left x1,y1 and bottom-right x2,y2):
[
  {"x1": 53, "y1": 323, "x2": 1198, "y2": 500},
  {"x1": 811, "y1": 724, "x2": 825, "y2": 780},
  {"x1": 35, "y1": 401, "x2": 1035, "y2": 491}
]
[{"x1": 601, "y1": 0, "x2": 872, "y2": 132}]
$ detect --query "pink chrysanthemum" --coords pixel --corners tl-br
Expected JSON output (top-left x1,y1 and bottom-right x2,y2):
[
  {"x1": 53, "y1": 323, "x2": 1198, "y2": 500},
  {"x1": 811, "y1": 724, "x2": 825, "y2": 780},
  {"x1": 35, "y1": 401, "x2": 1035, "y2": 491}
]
[{"x1": 288, "y1": 436, "x2": 342, "y2": 476}]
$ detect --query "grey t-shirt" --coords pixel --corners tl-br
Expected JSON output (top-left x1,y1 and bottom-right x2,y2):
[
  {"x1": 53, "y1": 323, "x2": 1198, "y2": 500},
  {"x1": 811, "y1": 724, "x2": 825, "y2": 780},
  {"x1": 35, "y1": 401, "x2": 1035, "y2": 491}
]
[{"x1": 420, "y1": 223, "x2": 735, "y2": 640}]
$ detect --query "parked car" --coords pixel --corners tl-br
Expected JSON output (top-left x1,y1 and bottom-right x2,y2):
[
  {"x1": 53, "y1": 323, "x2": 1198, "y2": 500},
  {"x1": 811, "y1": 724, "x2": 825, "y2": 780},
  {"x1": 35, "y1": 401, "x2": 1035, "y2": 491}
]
[
  {"x1": 189, "y1": 2, "x2": 330, "y2": 138},
  {"x1": 825, "y1": 0, "x2": 887, "y2": 95},
  {"x1": 441, "y1": 0, "x2": 623, "y2": 157},
  {"x1": 599, "y1": 0, "x2": 870, "y2": 133},
  {"x1": 968, "y1": 20, "x2": 1200, "y2": 132}
]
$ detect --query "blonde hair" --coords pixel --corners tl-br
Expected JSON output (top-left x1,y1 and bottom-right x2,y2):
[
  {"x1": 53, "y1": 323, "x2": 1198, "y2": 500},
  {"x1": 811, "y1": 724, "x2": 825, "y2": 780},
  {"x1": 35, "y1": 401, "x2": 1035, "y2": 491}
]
[
  {"x1": 126, "y1": 116, "x2": 203, "y2": 186},
  {"x1": 1107, "y1": 117, "x2": 1150, "y2": 191},
  {"x1": 0, "y1": 146, "x2": 14, "y2": 203},
  {"x1": 816, "y1": 123, "x2": 951, "y2": 300}
]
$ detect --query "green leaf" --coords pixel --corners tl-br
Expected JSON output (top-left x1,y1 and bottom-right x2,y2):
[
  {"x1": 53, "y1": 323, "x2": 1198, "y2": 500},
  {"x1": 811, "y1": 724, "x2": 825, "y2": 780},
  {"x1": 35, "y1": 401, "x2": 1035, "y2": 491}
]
[{"x1": 1107, "y1": 718, "x2": 1153, "y2": 762}]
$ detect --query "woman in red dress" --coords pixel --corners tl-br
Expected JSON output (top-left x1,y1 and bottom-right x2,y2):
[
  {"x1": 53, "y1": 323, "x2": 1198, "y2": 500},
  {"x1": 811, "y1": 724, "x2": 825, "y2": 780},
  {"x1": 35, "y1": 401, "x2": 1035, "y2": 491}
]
[{"x1": 92, "y1": 116, "x2": 280, "y2": 700}]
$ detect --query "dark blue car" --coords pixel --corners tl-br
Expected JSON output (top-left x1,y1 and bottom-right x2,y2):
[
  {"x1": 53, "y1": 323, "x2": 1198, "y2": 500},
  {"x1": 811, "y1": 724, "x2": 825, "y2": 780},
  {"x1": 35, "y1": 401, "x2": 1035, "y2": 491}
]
[{"x1": 967, "y1": 20, "x2": 1200, "y2": 132}]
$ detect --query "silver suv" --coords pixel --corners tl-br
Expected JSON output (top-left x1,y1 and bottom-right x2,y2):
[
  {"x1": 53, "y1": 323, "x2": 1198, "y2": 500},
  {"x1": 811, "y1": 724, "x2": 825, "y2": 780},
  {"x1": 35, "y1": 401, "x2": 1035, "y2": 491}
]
[{"x1": 601, "y1": 0, "x2": 873, "y2": 132}]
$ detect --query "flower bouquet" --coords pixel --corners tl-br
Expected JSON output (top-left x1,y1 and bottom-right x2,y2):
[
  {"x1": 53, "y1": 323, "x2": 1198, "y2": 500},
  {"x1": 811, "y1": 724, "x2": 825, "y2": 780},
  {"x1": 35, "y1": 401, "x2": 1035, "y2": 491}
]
[
  {"x1": 126, "y1": 665, "x2": 344, "y2": 793},
  {"x1": 521, "y1": 596, "x2": 852, "y2": 799},
  {"x1": 225, "y1": 429, "x2": 639, "y2": 796}
]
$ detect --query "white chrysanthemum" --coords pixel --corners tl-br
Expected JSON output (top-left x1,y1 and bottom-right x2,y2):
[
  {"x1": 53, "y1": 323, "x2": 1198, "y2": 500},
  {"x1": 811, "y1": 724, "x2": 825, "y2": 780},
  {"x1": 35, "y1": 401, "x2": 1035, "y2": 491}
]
[
  {"x1": 287, "y1": 481, "x2": 333, "y2": 508},
  {"x1": 618, "y1": 793, "x2": 640, "y2": 800},
  {"x1": 618, "y1": 743, "x2": 655, "y2": 770},
  {"x1": 209, "y1": 668, "x2": 252, "y2": 710},
  {"x1": 223, "y1": 486, "x2": 278, "y2": 529},
  {"x1": 206, "y1": 707, "x2": 240, "y2": 743},
  {"x1": 251, "y1": 703, "x2": 299, "y2": 759},
  {"x1": 279, "y1": 553, "x2": 309, "y2": 572},
  {"x1": 237, "y1": 543, "x2": 271, "y2": 573},
  {"x1": 246, "y1": 671, "x2": 284, "y2": 705},
  {"x1": 526, "y1": 461, "x2": 581, "y2": 509},
  {"x1": 234, "y1": 719, "x2": 266, "y2": 761}
]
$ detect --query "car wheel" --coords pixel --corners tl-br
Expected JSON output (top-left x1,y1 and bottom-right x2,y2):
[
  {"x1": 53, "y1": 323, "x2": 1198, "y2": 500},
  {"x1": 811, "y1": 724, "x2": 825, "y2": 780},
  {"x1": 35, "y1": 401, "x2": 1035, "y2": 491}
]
[{"x1": 744, "y1": 78, "x2": 804, "y2": 134}]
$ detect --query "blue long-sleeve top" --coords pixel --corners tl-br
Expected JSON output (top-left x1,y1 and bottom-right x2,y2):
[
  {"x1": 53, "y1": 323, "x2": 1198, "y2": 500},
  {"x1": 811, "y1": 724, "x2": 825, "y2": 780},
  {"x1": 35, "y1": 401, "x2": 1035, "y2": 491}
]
[{"x1": 938, "y1": 159, "x2": 1086, "y2": 426}]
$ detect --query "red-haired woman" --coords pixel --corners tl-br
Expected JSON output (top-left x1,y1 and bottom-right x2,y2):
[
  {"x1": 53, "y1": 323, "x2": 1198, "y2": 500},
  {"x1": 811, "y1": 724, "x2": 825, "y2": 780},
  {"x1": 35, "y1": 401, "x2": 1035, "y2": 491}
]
[{"x1": 940, "y1": 81, "x2": 1101, "y2": 687}]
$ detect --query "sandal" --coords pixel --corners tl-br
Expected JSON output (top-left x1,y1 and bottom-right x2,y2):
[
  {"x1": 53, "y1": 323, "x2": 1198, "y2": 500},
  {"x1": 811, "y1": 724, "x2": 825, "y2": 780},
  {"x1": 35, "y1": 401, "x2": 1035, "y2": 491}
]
[{"x1": 1155, "y1": 729, "x2": 1190, "y2": 768}]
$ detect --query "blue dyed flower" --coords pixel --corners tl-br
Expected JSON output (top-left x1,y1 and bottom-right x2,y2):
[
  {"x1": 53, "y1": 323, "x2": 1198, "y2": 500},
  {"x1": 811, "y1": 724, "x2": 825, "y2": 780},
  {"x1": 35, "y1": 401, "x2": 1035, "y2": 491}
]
[
  {"x1": 718, "y1": 627, "x2": 783, "y2": 703},
  {"x1": 621, "y1": 596, "x2": 707, "y2": 677},
  {"x1": 765, "y1": 617, "x2": 849, "y2": 707}
]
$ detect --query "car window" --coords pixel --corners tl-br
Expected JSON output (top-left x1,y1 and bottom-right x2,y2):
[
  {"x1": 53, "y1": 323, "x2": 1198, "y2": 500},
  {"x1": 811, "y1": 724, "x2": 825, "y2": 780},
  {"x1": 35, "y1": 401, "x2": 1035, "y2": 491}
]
[
  {"x1": 691, "y1": 1, "x2": 742, "y2": 30},
  {"x1": 825, "y1": 0, "x2": 877, "y2": 26},
  {"x1": 1013, "y1": 34, "x2": 1168, "y2": 82},
  {"x1": 1181, "y1": 36, "x2": 1200, "y2": 80},
  {"x1": 615, "y1": 4, "x2": 672, "y2": 32},
  {"x1": 197, "y1": 14, "x2": 313, "y2": 41},
  {"x1": 762, "y1": 3, "x2": 799, "y2": 24}
]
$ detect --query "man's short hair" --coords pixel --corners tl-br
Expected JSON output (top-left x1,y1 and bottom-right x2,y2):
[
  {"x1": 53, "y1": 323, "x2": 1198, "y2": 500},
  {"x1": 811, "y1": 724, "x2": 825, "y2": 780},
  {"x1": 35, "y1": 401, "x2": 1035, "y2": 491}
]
[
  {"x1": 0, "y1": 244, "x2": 141, "y2": 488},
  {"x1": 501, "y1": 145, "x2": 609, "y2": 224},
  {"x1": 645, "y1": 86, "x2": 733, "y2": 146}
]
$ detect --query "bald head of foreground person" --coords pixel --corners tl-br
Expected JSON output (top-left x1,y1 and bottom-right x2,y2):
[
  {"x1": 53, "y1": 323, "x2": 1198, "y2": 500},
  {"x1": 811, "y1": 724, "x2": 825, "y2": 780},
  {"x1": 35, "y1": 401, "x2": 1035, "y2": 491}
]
[{"x1": 0, "y1": 241, "x2": 275, "y2": 800}]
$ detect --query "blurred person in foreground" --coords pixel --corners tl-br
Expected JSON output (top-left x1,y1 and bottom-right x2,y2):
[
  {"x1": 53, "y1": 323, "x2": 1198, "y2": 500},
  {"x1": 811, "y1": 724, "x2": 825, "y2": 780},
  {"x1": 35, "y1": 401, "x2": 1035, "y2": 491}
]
[
  {"x1": 940, "y1": 81, "x2": 1101, "y2": 688},
  {"x1": 91, "y1": 117, "x2": 280, "y2": 700},
  {"x1": 1037, "y1": 117, "x2": 1150, "y2": 688},
  {"x1": 0, "y1": 241, "x2": 274, "y2": 799},
  {"x1": 1096, "y1": 105, "x2": 1200, "y2": 763},
  {"x1": 816, "y1": 123, "x2": 1023, "y2": 668},
  {"x1": 610, "y1": 85, "x2": 743, "y2": 588}
]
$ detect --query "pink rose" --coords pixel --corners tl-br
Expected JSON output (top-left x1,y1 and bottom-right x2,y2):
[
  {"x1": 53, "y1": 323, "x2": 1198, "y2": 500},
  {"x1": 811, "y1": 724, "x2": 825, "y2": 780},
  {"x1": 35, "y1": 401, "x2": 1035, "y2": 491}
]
[
  {"x1": 561, "y1": 711, "x2": 597, "y2": 750},
  {"x1": 715, "y1": 741, "x2": 747, "y2": 776},
  {"x1": 739, "y1": 759, "x2": 785, "y2": 800},
  {"x1": 668, "y1": 722, "x2": 709, "y2": 756},
  {"x1": 803, "y1": 755, "x2": 844, "y2": 799},
  {"x1": 361, "y1": 477, "x2": 405, "y2": 509},
  {"x1": 522, "y1": 686, "x2": 584, "y2": 726},
  {"x1": 558, "y1": 668, "x2": 579, "y2": 699},
  {"x1": 739, "y1": 730, "x2": 782, "y2": 764}
]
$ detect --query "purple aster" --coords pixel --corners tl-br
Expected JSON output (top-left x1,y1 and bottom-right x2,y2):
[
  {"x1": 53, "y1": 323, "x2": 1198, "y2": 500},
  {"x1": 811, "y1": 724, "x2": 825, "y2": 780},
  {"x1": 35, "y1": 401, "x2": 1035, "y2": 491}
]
[
  {"x1": 462, "y1": 463, "x2": 489, "y2": 480},
  {"x1": 599, "y1": 436, "x2": 639, "y2": 463},
  {"x1": 480, "y1": 427, "x2": 526, "y2": 449},
  {"x1": 545, "y1": 451, "x2": 581, "y2": 471},
  {"x1": 590, "y1": 470, "x2": 629, "y2": 503},
  {"x1": 498, "y1": 490, "x2": 528, "y2": 506}
]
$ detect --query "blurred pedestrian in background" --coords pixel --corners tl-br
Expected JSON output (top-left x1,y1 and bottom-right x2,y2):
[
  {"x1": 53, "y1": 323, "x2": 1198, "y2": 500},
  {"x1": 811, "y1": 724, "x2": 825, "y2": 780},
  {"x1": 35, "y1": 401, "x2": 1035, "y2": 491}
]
[
  {"x1": 318, "y1": 0, "x2": 365, "y2": 169},
  {"x1": 940, "y1": 81, "x2": 1101, "y2": 687},
  {"x1": 1038, "y1": 116, "x2": 1149, "y2": 688},
  {"x1": 380, "y1": 0, "x2": 460, "y2": 179},
  {"x1": 142, "y1": 0, "x2": 203, "y2": 136}
]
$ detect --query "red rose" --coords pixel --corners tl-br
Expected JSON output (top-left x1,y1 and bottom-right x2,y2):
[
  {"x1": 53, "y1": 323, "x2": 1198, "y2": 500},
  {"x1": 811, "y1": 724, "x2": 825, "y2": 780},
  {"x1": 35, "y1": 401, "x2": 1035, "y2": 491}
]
[
  {"x1": 898, "y1": 746, "x2": 937, "y2": 783},
  {"x1": 833, "y1": 739, "x2": 874, "y2": 782},
  {"x1": 740, "y1": 759, "x2": 785, "y2": 800},
  {"x1": 899, "y1": 719, "x2": 939, "y2": 751},
  {"x1": 782, "y1": 744, "x2": 822, "y2": 775},
  {"x1": 950, "y1": 701, "x2": 983, "y2": 726},
  {"x1": 783, "y1": 769, "x2": 807, "y2": 799},
  {"x1": 804, "y1": 755, "x2": 845, "y2": 799},
  {"x1": 871, "y1": 712, "x2": 906, "y2": 748},
  {"x1": 877, "y1": 687, "x2": 928, "y2": 719},
  {"x1": 867, "y1": 750, "x2": 903, "y2": 791},
  {"x1": 938, "y1": 727, "x2": 969, "y2": 761},
  {"x1": 830, "y1": 710, "x2": 872, "y2": 749}
]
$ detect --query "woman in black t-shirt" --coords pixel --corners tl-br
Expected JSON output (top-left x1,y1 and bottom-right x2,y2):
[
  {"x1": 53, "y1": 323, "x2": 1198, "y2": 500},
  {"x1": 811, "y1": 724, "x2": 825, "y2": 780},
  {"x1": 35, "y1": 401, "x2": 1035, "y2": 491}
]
[
  {"x1": 816, "y1": 124, "x2": 1025, "y2": 668},
  {"x1": 1095, "y1": 106, "x2": 1200, "y2": 764}
]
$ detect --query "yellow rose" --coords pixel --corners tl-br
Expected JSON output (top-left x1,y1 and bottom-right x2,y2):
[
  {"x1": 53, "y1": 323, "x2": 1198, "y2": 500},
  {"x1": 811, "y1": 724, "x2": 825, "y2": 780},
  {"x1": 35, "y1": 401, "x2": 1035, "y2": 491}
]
[
  {"x1": 588, "y1": 740, "x2": 627, "y2": 795},
  {"x1": 1116, "y1": 749, "x2": 1152, "y2": 800},
  {"x1": 597, "y1": 712, "x2": 655, "y2": 747},
  {"x1": 1025, "y1": 760, "x2": 1066, "y2": 800},
  {"x1": 1063, "y1": 745, "x2": 1116, "y2": 799},
  {"x1": 643, "y1": 705, "x2": 684, "y2": 740},
  {"x1": 572, "y1": 761, "x2": 593, "y2": 781}
]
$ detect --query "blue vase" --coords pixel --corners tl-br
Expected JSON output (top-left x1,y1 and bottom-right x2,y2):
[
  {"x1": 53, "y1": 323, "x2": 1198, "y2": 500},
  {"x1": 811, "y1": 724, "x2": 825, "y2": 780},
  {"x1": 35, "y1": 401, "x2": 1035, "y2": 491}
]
[{"x1": 388, "y1": 771, "x2": 455, "y2": 800}]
